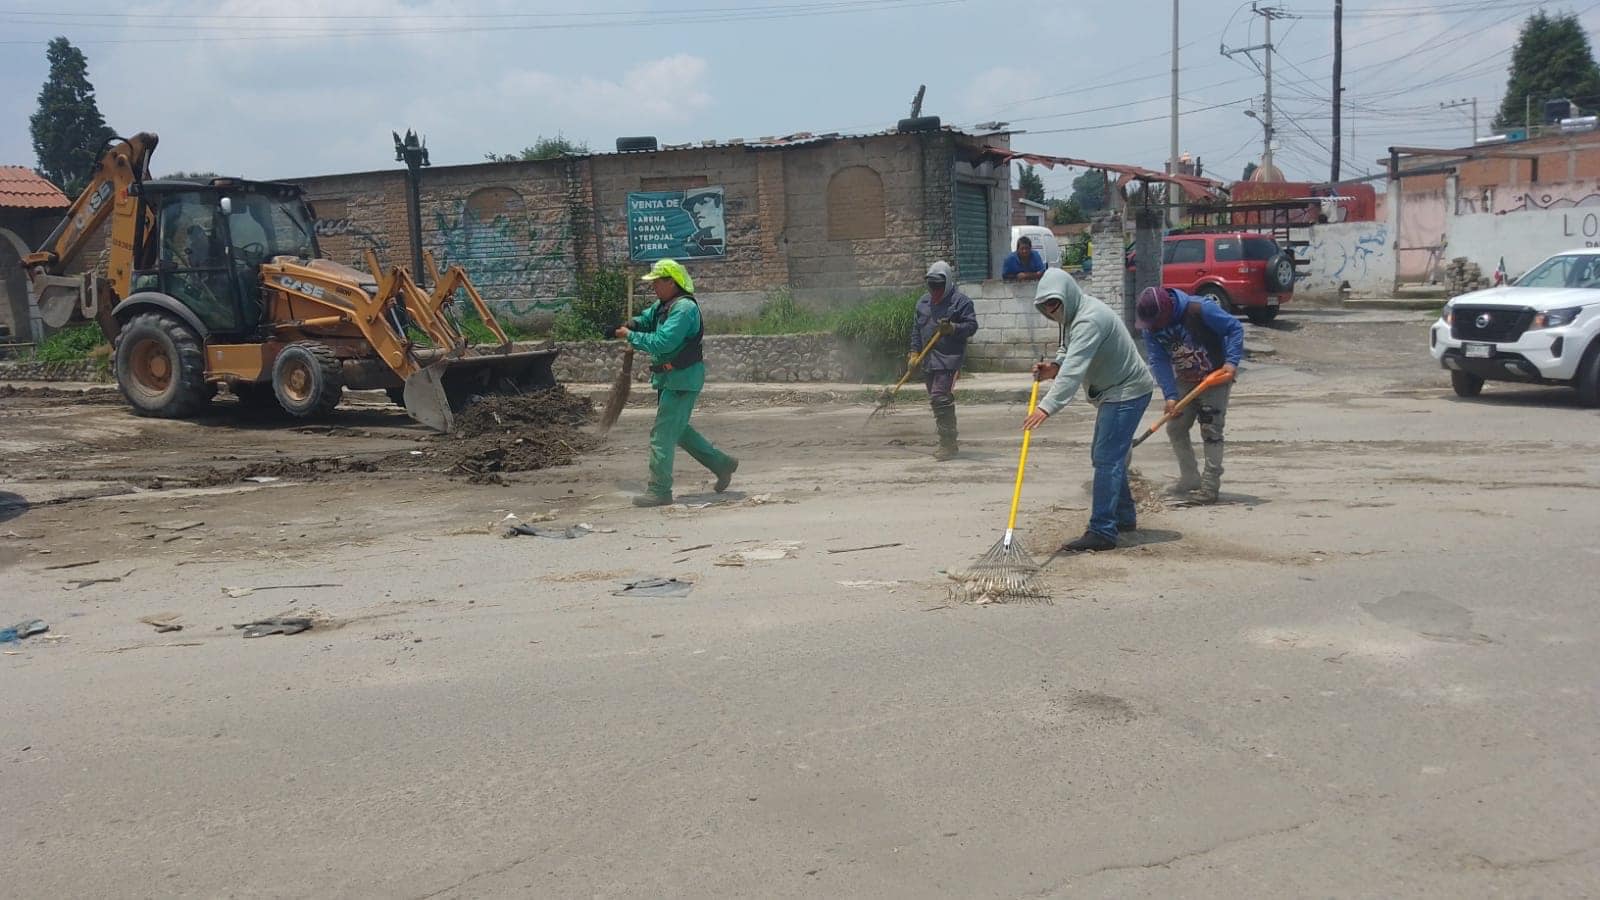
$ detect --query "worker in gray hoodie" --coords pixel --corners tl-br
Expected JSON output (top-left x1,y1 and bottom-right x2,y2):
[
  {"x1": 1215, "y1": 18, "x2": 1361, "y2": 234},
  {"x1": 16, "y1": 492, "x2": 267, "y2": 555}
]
[
  {"x1": 1022, "y1": 269, "x2": 1157, "y2": 552},
  {"x1": 906, "y1": 260, "x2": 978, "y2": 460}
]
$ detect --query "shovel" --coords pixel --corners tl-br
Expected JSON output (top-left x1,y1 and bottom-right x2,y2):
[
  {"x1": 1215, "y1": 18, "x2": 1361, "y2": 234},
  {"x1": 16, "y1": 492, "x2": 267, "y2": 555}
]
[{"x1": 1131, "y1": 367, "x2": 1234, "y2": 448}]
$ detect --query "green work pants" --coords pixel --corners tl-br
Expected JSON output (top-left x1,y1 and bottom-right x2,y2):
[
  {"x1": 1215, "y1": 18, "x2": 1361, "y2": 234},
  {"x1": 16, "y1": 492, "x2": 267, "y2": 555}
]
[{"x1": 647, "y1": 389, "x2": 732, "y2": 499}]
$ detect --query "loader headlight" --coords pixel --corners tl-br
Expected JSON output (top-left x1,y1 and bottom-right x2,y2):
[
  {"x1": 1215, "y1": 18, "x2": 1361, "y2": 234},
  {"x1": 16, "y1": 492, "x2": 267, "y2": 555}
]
[{"x1": 1531, "y1": 306, "x2": 1583, "y2": 329}]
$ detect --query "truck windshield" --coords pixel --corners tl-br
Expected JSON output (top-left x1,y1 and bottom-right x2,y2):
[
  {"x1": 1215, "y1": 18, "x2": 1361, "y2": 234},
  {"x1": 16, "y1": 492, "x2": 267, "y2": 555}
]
[
  {"x1": 227, "y1": 192, "x2": 316, "y2": 260},
  {"x1": 1516, "y1": 254, "x2": 1600, "y2": 288}
]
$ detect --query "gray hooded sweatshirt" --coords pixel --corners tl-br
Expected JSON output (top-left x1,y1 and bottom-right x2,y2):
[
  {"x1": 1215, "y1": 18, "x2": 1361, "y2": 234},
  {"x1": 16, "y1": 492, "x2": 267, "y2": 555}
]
[
  {"x1": 1032, "y1": 268, "x2": 1156, "y2": 415},
  {"x1": 907, "y1": 260, "x2": 979, "y2": 372}
]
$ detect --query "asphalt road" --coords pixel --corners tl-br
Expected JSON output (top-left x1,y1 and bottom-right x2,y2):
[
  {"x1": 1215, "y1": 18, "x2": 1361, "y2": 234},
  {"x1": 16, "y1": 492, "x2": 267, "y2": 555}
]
[{"x1": 4, "y1": 310, "x2": 1598, "y2": 897}]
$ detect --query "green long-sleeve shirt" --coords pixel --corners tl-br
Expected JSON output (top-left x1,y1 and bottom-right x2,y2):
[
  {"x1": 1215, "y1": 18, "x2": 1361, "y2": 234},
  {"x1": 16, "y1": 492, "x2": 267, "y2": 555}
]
[{"x1": 626, "y1": 296, "x2": 706, "y2": 391}]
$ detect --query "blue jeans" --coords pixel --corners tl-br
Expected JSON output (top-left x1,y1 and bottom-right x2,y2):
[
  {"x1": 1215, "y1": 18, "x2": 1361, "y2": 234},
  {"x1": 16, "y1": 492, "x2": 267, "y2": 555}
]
[{"x1": 1089, "y1": 393, "x2": 1152, "y2": 540}]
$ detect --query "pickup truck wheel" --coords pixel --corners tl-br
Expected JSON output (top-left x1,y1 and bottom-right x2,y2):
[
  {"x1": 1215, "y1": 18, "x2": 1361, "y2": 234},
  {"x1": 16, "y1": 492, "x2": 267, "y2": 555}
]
[
  {"x1": 1575, "y1": 340, "x2": 1600, "y2": 407},
  {"x1": 1451, "y1": 370, "x2": 1485, "y2": 398},
  {"x1": 1199, "y1": 285, "x2": 1238, "y2": 315},
  {"x1": 272, "y1": 342, "x2": 344, "y2": 418},
  {"x1": 114, "y1": 312, "x2": 210, "y2": 419}
]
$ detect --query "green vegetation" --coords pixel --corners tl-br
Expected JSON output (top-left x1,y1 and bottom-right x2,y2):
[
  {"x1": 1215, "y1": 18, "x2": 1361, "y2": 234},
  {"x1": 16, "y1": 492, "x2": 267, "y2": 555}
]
[
  {"x1": 34, "y1": 322, "x2": 106, "y2": 361},
  {"x1": 485, "y1": 134, "x2": 590, "y2": 163},
  {"x1": 834, "y1": 289, "x2": 920, "y2": 378},
  {"x1": 705, "y1": 288, "x2": 840, "y2": 336},
  {"x1": 1493, "y1": 12, "x2": 1600, "y2": 131},
  {"x1": 29, "y1": 37, "x2": 115, "y2": 198},
  {"x1": 550, "y1": 265, "x2": 631, "y2": 341}
]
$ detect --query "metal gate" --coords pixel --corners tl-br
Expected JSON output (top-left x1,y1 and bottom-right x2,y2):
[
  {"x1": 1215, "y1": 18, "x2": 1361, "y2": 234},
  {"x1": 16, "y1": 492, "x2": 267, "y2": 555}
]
[{"x1": 954, "y1": 182, "x2": 990, "y2": 281}]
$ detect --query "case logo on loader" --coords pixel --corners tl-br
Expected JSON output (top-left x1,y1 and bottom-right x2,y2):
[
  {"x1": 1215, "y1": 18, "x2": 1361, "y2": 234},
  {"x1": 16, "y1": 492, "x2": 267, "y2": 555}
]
[{"x1": 277, "y1": 275, "x2": 326, "y2": 299}]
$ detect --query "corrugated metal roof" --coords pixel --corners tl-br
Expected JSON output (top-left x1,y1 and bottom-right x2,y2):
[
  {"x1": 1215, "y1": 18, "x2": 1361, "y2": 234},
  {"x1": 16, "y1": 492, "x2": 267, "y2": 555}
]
[{"x1": 0, "y1": 165, "x2": 70, "y2": 210}]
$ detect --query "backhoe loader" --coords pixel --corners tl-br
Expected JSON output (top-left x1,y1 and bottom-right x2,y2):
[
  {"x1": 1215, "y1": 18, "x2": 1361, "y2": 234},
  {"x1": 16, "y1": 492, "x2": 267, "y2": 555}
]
[{"x1": 21, "y1": 132, "x2": 558, "y2": 432}]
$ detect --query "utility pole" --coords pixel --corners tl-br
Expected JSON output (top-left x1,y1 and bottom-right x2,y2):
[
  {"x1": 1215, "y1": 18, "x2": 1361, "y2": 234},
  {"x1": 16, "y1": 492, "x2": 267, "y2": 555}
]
[
  {"x1": 1331, "y1": 0, "x2": 1342, "y2": 182},
  {"x1": 392, "y1": 129, "x2": 431, "y2": 286},
  {"x1": 1220, "y1": 4, "x2": 1291, "y2": 178},
  {"x1": 1440, "y1": 98, "x2": 1478, "y2": 143},
  {"x1": 1169, "y1": 0, "x2": 1180, "y2": 226}
]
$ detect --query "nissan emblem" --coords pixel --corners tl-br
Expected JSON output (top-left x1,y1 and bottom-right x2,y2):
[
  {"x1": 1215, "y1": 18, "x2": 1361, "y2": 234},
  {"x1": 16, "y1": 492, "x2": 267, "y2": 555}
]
[{"x1": 1475, "y1": 312, "x2": 1492, "y2": 329}]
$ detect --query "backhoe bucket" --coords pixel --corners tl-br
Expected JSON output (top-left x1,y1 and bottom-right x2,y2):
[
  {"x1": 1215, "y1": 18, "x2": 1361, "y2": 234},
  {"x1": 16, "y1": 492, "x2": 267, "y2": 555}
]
[{"x1": 401, "y1": 348, "x2": 561, "y2": 433}]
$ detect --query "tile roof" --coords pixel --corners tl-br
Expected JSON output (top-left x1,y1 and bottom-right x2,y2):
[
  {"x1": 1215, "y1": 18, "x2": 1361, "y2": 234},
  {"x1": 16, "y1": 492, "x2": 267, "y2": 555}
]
[{"x1": 0, "y1": 166, "x2": 70, "y2": 210}]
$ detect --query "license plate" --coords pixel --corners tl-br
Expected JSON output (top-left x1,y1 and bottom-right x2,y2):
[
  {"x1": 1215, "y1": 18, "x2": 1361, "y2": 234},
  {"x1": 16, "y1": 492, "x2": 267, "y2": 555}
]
[
  {"x1": 1267, "y1": 296, "x2": 1280, "y2": 306},
  {"x1": 1464, "y1": 342, "x2": 1493, "y2": 359}
]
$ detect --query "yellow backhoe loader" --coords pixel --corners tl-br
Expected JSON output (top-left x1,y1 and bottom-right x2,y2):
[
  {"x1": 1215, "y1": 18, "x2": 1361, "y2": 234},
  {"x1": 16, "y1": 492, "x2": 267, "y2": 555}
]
[{"x1": 22, "y1": 132, "x2": 557, "y2": 432}]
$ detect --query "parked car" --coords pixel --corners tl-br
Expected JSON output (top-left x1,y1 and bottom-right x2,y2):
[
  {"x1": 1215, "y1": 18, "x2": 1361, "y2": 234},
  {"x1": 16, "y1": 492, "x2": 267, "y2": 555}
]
[
  {"x1": 1126, "y1": 232, "x2": 1297, "y2": 323},
  {"x1": 1430, "y1": 248, "x2": 1600, "y2": 405}
]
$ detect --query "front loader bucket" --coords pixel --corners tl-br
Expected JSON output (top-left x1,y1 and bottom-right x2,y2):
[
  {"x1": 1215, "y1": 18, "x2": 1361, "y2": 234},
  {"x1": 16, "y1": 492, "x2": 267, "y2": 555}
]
[{"x1": 402, "y1": 348, "x2": 560, "y2": 433}]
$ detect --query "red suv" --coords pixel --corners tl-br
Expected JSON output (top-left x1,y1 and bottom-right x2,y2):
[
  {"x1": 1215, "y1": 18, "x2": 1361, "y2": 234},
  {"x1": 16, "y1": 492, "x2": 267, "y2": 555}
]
[{"x1": 1159, "y1": 233, "x2": 1296, "y2": 323}]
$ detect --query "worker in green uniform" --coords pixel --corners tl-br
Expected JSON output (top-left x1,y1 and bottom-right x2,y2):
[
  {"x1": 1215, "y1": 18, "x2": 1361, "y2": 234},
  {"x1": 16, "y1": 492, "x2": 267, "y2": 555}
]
[{"x1": 611, "y1": 258, "x2": 739, "y2": 507}]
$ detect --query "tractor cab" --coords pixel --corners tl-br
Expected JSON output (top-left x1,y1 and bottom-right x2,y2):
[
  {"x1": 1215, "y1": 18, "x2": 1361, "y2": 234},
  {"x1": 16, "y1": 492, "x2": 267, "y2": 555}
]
[{"x1": 132, "y1": 179, "x2": 319, "y2": 339}]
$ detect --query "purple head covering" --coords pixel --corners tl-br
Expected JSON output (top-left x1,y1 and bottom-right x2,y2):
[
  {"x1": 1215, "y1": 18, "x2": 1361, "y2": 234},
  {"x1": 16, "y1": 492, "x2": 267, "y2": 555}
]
[{"x1": 1135, "y1": 286, "x2": 1176, "y2": 330}]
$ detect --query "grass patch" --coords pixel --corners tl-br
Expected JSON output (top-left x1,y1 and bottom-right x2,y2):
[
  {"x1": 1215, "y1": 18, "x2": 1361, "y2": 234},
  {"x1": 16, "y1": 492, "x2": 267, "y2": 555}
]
[
  {"x1": 834, "y1": 289, "x2": 921, "y2": 379},
  {"x1": 705, "y1": 288, "x2": 841, "y2": 336},
  {"x1": 34, "y1": 323, "x2": 107, "y2": 362}
]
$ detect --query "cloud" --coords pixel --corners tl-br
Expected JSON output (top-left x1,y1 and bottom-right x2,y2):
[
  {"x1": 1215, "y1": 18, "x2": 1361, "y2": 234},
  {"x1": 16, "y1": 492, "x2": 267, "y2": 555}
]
[{"x1": 500, "y1": 55, "x2": 712, "y2": 125}]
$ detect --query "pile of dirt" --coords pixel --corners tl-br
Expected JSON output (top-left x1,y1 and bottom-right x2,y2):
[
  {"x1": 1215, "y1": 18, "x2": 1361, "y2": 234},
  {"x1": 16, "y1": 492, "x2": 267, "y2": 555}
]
[
  {"x1": 452, "y1": 387, "x2": 594, "y2": 437},
  {"x1": 0, "y1": 385, "x2": 123, "y2": 405},
  {"x1": 190, "y1": 457, "x2": 379, "y2": 487},
  {"x1": 394, "y1": 387, "x2": 599, "y2": 485}
]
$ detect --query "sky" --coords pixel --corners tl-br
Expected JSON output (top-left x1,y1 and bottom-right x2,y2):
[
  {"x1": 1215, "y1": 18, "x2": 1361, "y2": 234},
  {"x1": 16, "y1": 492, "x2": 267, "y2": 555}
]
[{"x1": 1, "y1": 0, "x2": 1596, "y2": 198}]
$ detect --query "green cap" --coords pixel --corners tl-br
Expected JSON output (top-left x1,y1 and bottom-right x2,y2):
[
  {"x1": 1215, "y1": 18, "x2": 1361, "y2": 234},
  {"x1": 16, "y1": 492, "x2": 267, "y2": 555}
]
[{"x1": 640, "y1": 258, "x2": 694, "y2": 294}]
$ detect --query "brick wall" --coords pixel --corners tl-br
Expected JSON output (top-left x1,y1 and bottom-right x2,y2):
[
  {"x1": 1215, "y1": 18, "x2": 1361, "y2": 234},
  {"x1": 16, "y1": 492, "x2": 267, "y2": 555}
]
[{"x1": 1083, "y1": 210, "x2": 1126, "y2": 308}]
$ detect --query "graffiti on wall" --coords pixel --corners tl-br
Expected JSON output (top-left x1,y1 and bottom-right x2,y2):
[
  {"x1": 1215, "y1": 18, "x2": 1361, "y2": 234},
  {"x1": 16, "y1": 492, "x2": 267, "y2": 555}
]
[
  {"x1": 313, "y1": 217, "x2": 389, "y2": 266},
  {"x1": 1454, "y1": 181, "x2": 1600, "y2": 215},
  {"x1": 429, "y1": 187, "x2": 573, "y2": 312},
  {"x1": 1301, "y1": 223, "x2": 1393, "y2": 298}
]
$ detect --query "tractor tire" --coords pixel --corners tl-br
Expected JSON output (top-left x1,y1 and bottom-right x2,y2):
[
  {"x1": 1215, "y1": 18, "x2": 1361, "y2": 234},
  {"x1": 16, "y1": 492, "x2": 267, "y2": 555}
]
[
  {"x1": 1575, "y1": 340, "x2": 1600, "y2": 408},
  {"x1": 114, "y1": 312, "x2": 210, "y2": 419},
  {"x1": 1265, "y1": 252, "x2": 1296, "y2": 293},
  {"x1": 272, "y1": 342, "x2": 344, "y2": 419},
  {"x1": 1246, "y1": 306, "x2": 1280, "y2": 325},
  {"x1": 1451, "y1": 370, "x2": 1485, "y2": 398},
  {"x1": 1199, "y1": 285, "x2": 1238, "y2": 315}
]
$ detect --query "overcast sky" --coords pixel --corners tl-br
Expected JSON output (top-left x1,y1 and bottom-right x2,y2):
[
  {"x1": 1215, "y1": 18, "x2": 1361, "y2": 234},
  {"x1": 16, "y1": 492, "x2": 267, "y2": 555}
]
[{"x1": 2, "y1": 0, "x2": 1594, "y2": 195}]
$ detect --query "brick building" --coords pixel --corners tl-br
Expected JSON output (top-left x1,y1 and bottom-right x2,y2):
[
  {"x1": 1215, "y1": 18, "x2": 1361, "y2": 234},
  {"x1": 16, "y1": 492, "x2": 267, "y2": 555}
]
[
  {"x1": 292, "y1": 128, "x2": 1012, "y2": 325},
  {"x1": 0, "y1": 166, "x2": 71, "y2": 342}
]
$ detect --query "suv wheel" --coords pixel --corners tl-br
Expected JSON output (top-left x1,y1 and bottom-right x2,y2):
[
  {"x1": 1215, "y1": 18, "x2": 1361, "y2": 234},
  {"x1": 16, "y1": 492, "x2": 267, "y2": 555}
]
[
  {"x1": 1451, "y1": 370, "x2": 1485, "y2": 398},
  {"x1": 1265, "y1": 252, "x2": 1296, "y2": 293},
  {"x1": 1575, "y1": 340, "x2": 1600, "y2": 408},
  {"x1": 1199, "y1": 285, "x2": 1237, "y2": 315}
]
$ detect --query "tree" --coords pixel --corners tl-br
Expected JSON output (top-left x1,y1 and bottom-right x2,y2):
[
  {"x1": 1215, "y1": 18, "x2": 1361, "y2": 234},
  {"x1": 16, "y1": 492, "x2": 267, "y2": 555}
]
[
  {"x1": 1017, "y1": 163, "x2": 1045, "y2": 203},
  {"x1": 485, "y1": 134, "x2": 590, "y2": 162},
  {"x1": 30, "y1": 37, "x2": 116, "y2": 198},
  {"x1": 1049, "y1": 198, "x2": 1087, "y2": 225},
  {"x1": 1493, "y1": 12, "x2": 1600, "y2": 131},
  {"x1": 1069, "y1": 169, "x2": 1107, "y2": 213}
]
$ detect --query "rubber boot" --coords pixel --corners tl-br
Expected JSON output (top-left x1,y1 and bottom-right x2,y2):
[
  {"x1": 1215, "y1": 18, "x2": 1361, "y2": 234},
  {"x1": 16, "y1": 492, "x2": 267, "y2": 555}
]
[{"x1": 932, "y1": 397, "x2": 959, "y2": 461}]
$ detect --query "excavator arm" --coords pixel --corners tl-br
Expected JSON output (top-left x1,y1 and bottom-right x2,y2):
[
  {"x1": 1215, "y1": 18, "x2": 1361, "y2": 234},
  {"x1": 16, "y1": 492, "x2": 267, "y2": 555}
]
[{"x1": 22, "y1": 132, "x2": 159, "y2": 335}]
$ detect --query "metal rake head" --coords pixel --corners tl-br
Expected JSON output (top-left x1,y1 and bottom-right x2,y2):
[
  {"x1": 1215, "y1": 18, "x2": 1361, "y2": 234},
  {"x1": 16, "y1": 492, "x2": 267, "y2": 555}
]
[{"x1": 948, "y1": 537, "x2": 1050, "y2": 604}]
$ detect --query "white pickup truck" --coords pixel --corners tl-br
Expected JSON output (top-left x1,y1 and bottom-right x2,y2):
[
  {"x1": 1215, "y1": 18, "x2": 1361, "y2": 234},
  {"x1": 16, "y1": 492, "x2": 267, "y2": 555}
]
[{"x1": 1430, "y1": 248, "x2": 1600, "y2": 406}]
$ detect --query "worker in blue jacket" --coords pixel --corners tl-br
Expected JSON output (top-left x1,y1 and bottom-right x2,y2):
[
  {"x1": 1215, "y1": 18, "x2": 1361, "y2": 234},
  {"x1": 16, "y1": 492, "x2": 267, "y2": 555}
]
[{"x1": 1135, "y1": 286, "x2": 1245, "y2": 505}]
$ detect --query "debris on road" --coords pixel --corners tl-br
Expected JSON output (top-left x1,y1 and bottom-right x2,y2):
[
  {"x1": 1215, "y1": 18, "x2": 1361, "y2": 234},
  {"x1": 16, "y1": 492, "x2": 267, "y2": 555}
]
[
  {"x1": 0, "y1": 619, "x2": 49, "y2": 643},
  {"x1": 715, "y1": 541, "x2": 803, "y2": 566},
  {"x1": 42, "y1": 559, "x2": 100, "y2": 571},
  {"x1": 63, "y1": 569, "x2": 134, "y2": 591},
  {"x1": 838, "y1": 580, "x2": 901, "y2": 590},
  {"x1": 139, "y1": 613, "x2": 184, "y2": 633},
  {"x1": 826, "y1": 542, "x2": 903, "y2": 555},
  {"x1": 612, "y1": 577, "x2": 694, "y2": 598},
  {"x1": 222, "y1": 583, "x2": 341, "y2": 599},
  {"x1": 506, "y1": 523, "x2": 593, "y2": 539},
  {"x1": 235, "y1": 617, "x2": 314, "y2": 638}
]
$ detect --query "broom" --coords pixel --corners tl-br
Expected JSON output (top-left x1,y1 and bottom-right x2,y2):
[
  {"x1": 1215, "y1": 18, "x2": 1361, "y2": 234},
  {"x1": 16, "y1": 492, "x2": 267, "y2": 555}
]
[
  {"x1": 949, "y1": 376, "x2": 1048, "y2": 604},
  {"x1": 596, "y1": 272, "x2": 634, "y2": 435}
]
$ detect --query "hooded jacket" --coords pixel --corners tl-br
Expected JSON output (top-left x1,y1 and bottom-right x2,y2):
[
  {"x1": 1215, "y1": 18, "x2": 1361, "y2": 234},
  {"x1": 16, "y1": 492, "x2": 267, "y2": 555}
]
[
  {"x1": 1140, "y1": 288, "x2": 1245, "y2": 401},
  {"x1": 907, "y1": 260, "x2": 979, "y2": 372},
  {"x1": 1032, "y1": 269, "x2": 1156, "y2": 415}
]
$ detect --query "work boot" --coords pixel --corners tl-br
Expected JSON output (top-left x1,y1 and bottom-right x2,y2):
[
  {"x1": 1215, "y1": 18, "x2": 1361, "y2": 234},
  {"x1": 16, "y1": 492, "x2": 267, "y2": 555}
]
[
  {"x1": 1061, "y1": 531, "x2": 1117, "y2": 553},
  {"x1": 1190, "y1": 484, "x2": 1220, "y2": 505},
  {"x1": 632, "y1": 492, "x2": 673, "y2": 508},
  {"x1": 932, "y1": 398, "x2": 959, "y2": 461},
  {"x1": 713, "y1": 457, "x2": 739, "y2": 493},
  {"x1": 1166, "y1": 479, "x2": 1201, "y2": 498}
]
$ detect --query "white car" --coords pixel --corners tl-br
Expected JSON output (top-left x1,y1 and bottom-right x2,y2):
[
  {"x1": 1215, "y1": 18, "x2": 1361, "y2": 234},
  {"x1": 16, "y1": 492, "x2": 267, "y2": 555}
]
[{"x1": 1430, "y1": 249, "x2": 1600, "y2": 405}]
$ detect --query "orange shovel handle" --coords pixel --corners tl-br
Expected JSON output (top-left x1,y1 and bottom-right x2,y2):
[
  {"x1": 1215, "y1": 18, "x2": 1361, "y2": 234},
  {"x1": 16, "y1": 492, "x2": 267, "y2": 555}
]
[{"x1": 1131, "y1": 368, "x2": 1234, "y2": 449}]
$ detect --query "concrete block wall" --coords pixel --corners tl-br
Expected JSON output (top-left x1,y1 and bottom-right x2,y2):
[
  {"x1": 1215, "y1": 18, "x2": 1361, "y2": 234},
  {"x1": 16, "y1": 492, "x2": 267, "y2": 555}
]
[{"x1": 963, "y1": 279, "x2": 1066, "y2": 371}]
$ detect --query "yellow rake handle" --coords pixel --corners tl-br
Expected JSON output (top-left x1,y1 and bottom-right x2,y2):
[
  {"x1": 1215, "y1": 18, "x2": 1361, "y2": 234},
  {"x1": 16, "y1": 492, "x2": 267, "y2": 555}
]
[
  {"x1": 884, "y1": 330, "x2": 943, "y2": 397},
  {"x1": 1005, "y1": 379, "x2": 1042, "y2": 540}
]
